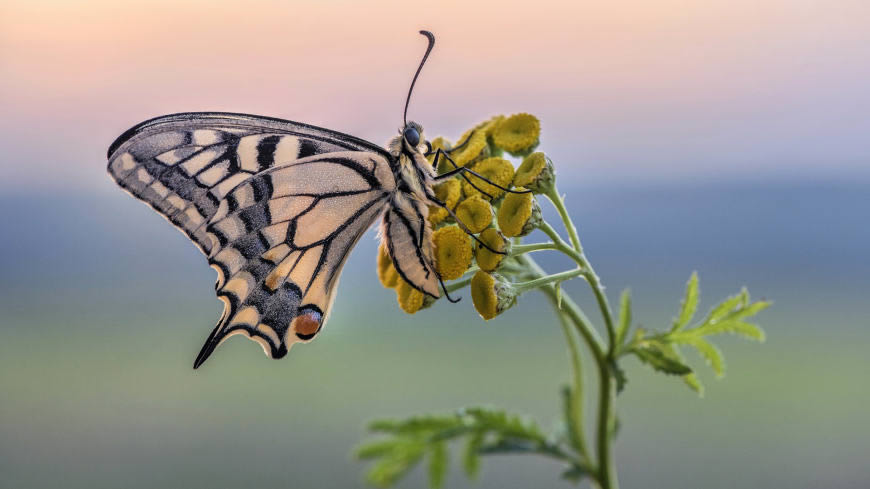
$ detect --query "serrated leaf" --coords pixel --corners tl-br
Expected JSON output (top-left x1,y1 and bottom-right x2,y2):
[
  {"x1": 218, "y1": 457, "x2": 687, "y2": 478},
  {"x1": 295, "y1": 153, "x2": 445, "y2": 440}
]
[
  {"x1": 683, "y1": 373, "x2": 704, "y2": 396},
  {"x1": 427, "y1": 441, "x2": 448, "y2": 489},
  {"x1": 356, "y1": 439, "x2": 401, "y2": 460},
  {"x1": 682, "y1": 336, "x2": 725, "y2": 377},
  {"x1": 672, "y1": 272, "x2": 699, "y2": 331},
  {"x1": 462, "y1": 432, "x2": 484, "y2": 479},
  {"x1": 615, "y1": 289, "x2": 632, "y2": 348},
  {"x1": 365, "y1": 440, "x2": 426, "y2": 488},
  {"x1": 701, "y1": 320, "x2": 766, "y2": 341},
  {"x1": 477, "y1": 439, "x2": 538, "y2": 455},
  {"x1": 704, "y1": 292, "x2": 744, "y2": 324},
  {"x1": 631, "y1": 344, "x2": 693, "y2": 375}
]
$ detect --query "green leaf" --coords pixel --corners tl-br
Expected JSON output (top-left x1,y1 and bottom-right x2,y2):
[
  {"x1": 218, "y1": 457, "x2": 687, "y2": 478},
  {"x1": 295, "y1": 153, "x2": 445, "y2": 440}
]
[
  {"x1": 631, "y1": 344, "x2": 693, "y2": 375},
  {"x1": 477, "y1": 439, "x2": 538, "y2": 455},
  {"x1": 672, "y1": 272, "x2": 699, "y2": 331},
  {"x1": 681, "y1": 336, "x2": 725, "y2": 377},
  {"x1": 700, "y1": 320, "x2": 766, "y2": 341},
  {"x1": 427, "y1": 441, "x2": 448, "y2": 489},
  {"x1": 365, "y1": 439, "x2": 426, "y2": 488},
  {"x1": 615, "y1": 288, "x2": 632, "y2": 348},
  {"x1": 703, "y1": 289, "x2": 745, "y2": 324},
  {"x1": 683, "y1": 372, "x2": 704, "y2": 396},
  {"x1": 357, "y1": 439, "x2": 401, "y2": 460},
  {"x1": 462, "y1": 432, "x2": 484, "y2": 479}
]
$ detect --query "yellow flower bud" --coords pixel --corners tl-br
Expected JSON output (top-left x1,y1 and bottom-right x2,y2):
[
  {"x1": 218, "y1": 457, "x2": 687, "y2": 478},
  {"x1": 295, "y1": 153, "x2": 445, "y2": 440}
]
[
  {"x1": 461, "y1": 157, "x2": 515, "y2": 201},
  {"x1": 497, "y1": 189, "x2": 542, "y2": 237},
  {"x1": 514, "y1": 152, "x2": 555, "y2": 194},
  {"x1": 396, "y1": 278, "x2": 430, "y2": 314},
  {"x1": 377, "y1": 243, "x2": 399, "y2": 289},
  {"x1": 454, "y1": 195, "x2": 493, "y2": 234},
  {"x1": 432, "y1": 225, "x2": 472, "y2": 280},
  {"x1": 475, "y1": 228, "x2": 509, "y2": 272},
  {"x1": 471, "y1": 271, "x2": 517, "y2": 320},
  {"x1": 427, "y1": 178, "x2": 462, "y2": 226},
  {"x1": 492, "y1": 113, "x2": 540, "y2": 157}
]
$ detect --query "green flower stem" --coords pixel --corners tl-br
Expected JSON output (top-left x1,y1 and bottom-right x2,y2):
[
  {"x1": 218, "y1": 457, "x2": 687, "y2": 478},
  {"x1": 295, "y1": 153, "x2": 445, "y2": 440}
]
[
  {"x1": 510, "y1": 242, "x2": 558, "y2": 255},
  {"x1": 543, "y1": 187, "x2": 582, "y2": 252},
  {"x1": 446, "y1": 275, "x2": 473, "y2": 293},
  {"x1": 520, "y1": 253, "x2": 618, "y2": 489},
  {"x1": 540, "y1": 192, "x2": 618, "y2": 357},
  {"x1": 514, "y1": 268, "x2": 583, "y2": 293},
  {"x1": 537, "y1": 221, "x2": 585, "y2": 264},
  {"x1": 555, "y1": 301, "x2": 591, "y2": 461}
]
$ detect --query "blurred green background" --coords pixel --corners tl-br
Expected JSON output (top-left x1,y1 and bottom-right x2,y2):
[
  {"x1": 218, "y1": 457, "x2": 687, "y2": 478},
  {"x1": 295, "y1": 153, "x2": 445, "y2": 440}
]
[
  {"x1": 1, "y1": 180, "x2": 867, "y2": 488},
  {"x1": 2, "y1": 0, "x2": 869, "y2": 487}
]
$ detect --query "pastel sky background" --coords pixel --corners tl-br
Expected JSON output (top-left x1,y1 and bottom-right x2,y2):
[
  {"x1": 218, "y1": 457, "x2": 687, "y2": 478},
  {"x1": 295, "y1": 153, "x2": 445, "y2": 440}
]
[
  {"x1": 2, "y1": 0, "x2": 869, "y2": 189},
  {"x1": 1, "y1": 2, "x2": 869, "y2": 489}
]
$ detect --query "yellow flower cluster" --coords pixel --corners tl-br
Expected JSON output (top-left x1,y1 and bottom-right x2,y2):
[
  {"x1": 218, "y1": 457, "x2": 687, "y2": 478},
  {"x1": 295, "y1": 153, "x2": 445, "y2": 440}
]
[{"x1": 378, "y1": 113, "x2": 550, "y2": 319}]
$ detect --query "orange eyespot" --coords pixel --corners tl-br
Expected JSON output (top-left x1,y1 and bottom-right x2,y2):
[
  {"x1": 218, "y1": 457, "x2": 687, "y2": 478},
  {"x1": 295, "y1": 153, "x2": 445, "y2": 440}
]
[{"x1": 292, "y1": 307, "x2": 323, "y2": 340}]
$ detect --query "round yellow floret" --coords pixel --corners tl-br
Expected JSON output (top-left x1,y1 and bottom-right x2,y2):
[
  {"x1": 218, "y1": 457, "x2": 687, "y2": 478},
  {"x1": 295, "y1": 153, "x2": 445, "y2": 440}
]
[
  {"x1": 432, "y1": 225, "x2": 472, "y2": 280},
  {"x1": 396, "y1": 278, "x2": 425, "y2": 314},
  {"x1": 461, "y1": 157, "x2": 515, "y2": 201},
  {"x1": 477, "y1": 115, "x2": 505, "y2": 137},
  {"x1": 445, "y1": 128, "x2": 488, "y2": 170},
  {"x1": 428, "y1": 178, "x2": 462, "y2": 226},
  {"x1": 497, "y1": 188, "x2": 541, "y2": 237},
  {"x1": 454, "y1": 195, "x2": 492, "y2": 234},
  {"x1": 492, "y1": 113, "x2": 540, "y2": 157},
  {"x1": 377, "y1": 243, "x2": 399, "y2": 289},
  {"x1": 475, "y1": 228, "x2": 508, "y2": 272}
]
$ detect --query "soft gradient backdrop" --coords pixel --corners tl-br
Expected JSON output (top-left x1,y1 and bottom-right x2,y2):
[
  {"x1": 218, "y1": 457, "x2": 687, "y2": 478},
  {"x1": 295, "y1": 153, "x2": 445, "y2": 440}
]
[{"x1": 1, "y1": 1, "x2": 868, "y2": 488}]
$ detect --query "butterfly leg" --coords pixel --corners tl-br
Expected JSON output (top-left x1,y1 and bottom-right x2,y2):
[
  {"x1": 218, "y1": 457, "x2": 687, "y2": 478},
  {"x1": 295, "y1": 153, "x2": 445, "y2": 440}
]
[
  {"x1": 429, "y1": 148, "x2": 495, "y2": 199},
  {"x1": 427, "y1": 194, "x2": 507, "y2": 256},
  {"x1": 433, "y1": 150, "x2": 532, "y2": 196}
]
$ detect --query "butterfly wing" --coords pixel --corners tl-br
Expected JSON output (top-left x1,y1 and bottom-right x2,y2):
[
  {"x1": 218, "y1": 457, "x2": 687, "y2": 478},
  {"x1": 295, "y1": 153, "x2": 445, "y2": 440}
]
[
  {"x1": 382, "y1": 194, "x2": 440, "y2": 298},
  {"x1": 107, "y1": 112, "x2": 394, "y2": 255},
  {"x1": 107, "y1": 113, "x2": 396, "y2": 367}
]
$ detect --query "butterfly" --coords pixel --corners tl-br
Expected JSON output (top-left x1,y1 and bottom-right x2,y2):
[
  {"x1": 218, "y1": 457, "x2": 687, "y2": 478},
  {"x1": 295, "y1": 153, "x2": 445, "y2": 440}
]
[{"x1": 107, "y1": 31, "x2": 525, "y2": 368}]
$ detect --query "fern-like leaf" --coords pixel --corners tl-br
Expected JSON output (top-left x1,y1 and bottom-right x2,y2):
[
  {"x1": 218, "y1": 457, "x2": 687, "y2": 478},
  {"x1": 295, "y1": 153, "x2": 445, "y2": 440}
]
[{"x1": 672, "y1": 272, "x2": 699, "y2": 331}]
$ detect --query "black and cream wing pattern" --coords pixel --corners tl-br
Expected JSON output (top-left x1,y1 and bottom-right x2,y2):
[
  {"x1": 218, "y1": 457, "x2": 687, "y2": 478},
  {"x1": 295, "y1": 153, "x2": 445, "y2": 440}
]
[{"x1": 107, "y1": 113, "x2": 396, "y2": 367}]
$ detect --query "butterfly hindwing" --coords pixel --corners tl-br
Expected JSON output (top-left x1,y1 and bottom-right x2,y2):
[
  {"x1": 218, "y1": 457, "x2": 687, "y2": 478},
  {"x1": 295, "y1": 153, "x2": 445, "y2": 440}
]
[
  {"x1": 382, "y1": 194, "x2": 440, "y2": 298},
  {"x1": 107, "y1": 113, "x2": 397, "y2": 366},
  {"x1": 198, "y1": 152, "x2": 393, "y2": 366}
]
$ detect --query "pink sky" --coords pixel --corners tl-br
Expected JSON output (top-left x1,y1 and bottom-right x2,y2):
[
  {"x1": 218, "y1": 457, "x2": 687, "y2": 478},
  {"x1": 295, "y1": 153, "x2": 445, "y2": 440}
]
[{"x1": 1, "y1": 0, "x2": 869, "y2": 190}]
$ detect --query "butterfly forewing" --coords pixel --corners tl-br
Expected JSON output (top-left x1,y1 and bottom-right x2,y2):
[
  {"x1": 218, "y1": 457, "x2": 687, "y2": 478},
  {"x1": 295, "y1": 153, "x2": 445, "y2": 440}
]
[{"x1": 107, "y1": 113, "x2": 396, "y2": 366}]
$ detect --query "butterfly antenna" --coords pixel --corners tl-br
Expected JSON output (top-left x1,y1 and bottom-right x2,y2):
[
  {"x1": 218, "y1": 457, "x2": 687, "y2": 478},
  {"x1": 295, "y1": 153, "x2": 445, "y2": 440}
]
[{"x1": 404, "y1": 30, "x2": 436, "y2": 126}]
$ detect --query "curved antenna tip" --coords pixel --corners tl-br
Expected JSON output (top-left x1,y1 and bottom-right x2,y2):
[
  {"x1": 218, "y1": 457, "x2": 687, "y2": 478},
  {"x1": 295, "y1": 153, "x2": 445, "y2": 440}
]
[{"x1": 404, "y1": 30, "x2": 437, "y2": 126}]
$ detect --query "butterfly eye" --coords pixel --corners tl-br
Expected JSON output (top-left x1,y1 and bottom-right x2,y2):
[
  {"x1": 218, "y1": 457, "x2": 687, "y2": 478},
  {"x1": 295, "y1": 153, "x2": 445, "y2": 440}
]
[{"x1": 403, "y1": 126, "x2": 420, "y2": 147}]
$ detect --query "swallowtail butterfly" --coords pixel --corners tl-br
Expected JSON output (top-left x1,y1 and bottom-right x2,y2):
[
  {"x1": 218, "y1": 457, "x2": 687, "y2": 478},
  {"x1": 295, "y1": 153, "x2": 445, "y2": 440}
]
[{"x1": 108, "y1": 31, "x2": 522, "y2": 368}]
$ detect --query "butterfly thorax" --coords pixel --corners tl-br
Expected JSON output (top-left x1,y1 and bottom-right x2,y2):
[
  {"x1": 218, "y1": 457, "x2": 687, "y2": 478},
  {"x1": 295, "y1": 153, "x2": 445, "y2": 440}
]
[{"x1": 386, "y1": 123, "x2": 435, "y2": 204}]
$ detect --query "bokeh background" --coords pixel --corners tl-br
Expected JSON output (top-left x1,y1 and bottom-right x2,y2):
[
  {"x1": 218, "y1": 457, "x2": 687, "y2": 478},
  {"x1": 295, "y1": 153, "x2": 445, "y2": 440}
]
[{"x1": 1, "y1": 1, "x2": 868, "y2": 488}]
